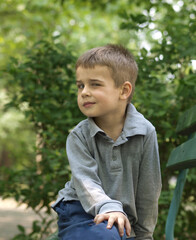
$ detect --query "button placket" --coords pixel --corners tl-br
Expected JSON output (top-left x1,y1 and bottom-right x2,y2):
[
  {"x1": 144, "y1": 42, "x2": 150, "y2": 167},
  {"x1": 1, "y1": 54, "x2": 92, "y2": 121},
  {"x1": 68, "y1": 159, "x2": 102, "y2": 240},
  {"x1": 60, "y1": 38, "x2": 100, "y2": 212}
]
[
  {"x1": 111, "y1": 146, "x2": 122, "y2": 171},
  {"x1": 112, "y1": 147, "x2": 117, "y2": 161}
]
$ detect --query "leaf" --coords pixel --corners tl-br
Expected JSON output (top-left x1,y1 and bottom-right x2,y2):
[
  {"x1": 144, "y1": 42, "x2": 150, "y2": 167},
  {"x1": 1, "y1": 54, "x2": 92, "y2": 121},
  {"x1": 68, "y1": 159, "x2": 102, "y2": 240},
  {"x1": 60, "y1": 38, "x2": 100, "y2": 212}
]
[{"x1": 17, "y1": 225, "x2": 26, "y2": 234}]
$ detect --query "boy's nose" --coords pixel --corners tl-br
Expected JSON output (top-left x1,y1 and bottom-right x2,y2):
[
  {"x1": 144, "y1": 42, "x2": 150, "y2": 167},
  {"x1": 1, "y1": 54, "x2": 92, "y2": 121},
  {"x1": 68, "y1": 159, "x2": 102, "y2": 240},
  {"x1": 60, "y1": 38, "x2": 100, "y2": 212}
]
[{"x1": 81, "y1": 86, "x2": 91, "y2": 97}]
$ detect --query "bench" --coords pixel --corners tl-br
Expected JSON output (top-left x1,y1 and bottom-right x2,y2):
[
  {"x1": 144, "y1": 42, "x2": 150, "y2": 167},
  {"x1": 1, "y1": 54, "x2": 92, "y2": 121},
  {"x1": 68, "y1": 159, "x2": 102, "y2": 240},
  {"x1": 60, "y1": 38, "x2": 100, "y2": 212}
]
[{"x1": 165, "y1": 105, "x2": 196, "y2": 240}]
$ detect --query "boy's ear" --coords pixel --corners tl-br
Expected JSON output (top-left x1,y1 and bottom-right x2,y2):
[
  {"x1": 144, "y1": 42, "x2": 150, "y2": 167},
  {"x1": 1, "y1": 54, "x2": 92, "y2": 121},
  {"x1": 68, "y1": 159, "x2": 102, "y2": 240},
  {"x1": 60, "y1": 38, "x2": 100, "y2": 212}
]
[{"x1": 120, "y1": 81, "x2": 132, "y2": 100}]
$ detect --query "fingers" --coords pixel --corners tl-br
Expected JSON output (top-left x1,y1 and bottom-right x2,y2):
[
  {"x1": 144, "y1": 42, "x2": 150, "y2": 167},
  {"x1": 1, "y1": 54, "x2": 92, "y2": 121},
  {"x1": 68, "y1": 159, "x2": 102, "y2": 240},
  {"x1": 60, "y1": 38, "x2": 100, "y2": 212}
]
[
  {"x1": 94, "y1": 212, "x2": 131, "y2": 238},
  {"x1": 124, "y1": 218, "x2": 131, "y2": 237},
  {"x1": 117, "y1": 217, "x2": 125, "y2": 237},
  {"x1": 108, "y1": 215, "x2": 130, "y2": 237},
  {"x1": 94, "y1": 214, "x2": 116, "y2": 230},
  {"x1": 107, "y1": 215, "x2": 116, "y2": 229},
  {"x1": 94, "y1": 214, "x2": 109, "y2": 225}
]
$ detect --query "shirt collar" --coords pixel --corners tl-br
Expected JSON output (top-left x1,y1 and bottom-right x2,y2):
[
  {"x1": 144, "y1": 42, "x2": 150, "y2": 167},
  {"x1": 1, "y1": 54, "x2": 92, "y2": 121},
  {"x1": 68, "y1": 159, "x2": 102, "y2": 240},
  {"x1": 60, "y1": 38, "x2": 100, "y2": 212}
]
[
  {"x1": 123, "y1": 104, "x2": 148, "y2": 137},
  {"x1": 88, "y1": 104, "x2": 148, "y2": 138},
  {"x1": 88, "y1": 118, "x2": 104, "y2": 137}
]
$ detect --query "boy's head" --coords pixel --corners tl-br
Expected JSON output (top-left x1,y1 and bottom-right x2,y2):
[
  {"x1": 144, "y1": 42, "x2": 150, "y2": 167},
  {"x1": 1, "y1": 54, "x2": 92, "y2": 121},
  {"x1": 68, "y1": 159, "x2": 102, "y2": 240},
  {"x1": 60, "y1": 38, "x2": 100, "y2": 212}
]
[{"x1": 76, "y1": 44, "x2": 138, "y2": 101}]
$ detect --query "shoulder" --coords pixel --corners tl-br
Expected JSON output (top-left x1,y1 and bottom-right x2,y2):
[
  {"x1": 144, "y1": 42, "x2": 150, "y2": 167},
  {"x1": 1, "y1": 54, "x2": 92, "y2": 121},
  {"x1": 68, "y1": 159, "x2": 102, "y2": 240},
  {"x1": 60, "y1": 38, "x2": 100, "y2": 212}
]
[
  {"x1": 68, "y1": 119, "x2": 90, "y2": 139},
  {"x1": 66, "y1": 119, "x2": 96, "y2": 156}
]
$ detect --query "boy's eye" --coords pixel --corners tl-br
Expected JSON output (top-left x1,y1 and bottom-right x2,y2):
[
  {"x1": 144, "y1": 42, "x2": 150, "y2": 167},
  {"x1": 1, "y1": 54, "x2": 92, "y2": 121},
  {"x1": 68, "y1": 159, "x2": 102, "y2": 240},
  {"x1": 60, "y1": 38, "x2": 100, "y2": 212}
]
[
  {"x1": 76, "y1": 81, "x2": 101, "y2": 89},
  {"x1": 77, "y1": 84, "x2": 84, "y2": 89},
  {"x1": 91, "y1": 83, "x2": 101, "y2": 87}
]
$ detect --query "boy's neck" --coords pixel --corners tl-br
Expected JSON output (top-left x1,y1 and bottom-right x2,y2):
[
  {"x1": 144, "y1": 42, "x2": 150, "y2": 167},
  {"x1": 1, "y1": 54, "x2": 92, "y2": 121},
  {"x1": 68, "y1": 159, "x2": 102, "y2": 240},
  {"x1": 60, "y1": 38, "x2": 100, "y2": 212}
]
[{"x1": 93, "y1": 105, "x2": 128, "y2": 141}]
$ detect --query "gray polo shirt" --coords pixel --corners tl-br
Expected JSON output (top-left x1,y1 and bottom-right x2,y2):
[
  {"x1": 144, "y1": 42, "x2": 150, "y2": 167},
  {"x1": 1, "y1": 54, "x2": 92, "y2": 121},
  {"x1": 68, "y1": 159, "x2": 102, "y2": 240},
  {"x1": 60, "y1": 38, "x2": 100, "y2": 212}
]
[{"x1": 53, "y1": 104, "x2": 162, "y2": 239}]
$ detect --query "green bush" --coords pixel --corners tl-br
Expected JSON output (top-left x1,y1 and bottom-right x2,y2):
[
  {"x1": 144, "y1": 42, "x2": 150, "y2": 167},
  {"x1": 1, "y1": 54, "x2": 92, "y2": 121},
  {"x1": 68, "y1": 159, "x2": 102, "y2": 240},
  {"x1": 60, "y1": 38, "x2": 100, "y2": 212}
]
[{"x1": 0, "y1": 39, "x2": 84, "y2": 238}]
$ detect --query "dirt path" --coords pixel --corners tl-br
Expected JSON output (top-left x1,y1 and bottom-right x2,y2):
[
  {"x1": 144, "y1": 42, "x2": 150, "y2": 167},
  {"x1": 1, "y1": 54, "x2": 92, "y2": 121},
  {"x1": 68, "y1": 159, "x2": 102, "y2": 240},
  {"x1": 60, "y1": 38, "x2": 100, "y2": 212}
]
[{"x1": 0, "y1": 198, "x2": 57, "y2": 240}]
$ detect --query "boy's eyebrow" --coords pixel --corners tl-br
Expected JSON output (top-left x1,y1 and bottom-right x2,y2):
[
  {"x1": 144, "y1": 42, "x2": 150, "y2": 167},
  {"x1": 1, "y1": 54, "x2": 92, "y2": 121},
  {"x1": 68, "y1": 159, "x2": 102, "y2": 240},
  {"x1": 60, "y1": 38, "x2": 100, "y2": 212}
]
[
  {"x1": 89, "y1": 79, "x2": 103, "y2": 82},
  {"x1": 76, "y1": 79, "x2": 104, "y2": 83}
]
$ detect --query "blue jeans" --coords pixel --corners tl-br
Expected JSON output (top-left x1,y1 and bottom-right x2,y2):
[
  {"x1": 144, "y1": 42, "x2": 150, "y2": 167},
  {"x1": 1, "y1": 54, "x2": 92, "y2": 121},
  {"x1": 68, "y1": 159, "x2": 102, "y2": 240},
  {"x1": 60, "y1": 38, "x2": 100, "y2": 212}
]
[{"x1": 54, "y1": 200, "x2": 135, "y2": 240}]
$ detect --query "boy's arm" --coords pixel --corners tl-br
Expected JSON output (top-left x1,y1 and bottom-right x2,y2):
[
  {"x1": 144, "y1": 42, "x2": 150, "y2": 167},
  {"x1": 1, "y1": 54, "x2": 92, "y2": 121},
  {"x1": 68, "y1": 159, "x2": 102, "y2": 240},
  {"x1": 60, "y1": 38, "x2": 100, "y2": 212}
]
[
  {"x1": 134, "y1": 130, "x2": 162, "y2": 239},
  {"x1": 66, "y1": 131, "x2": 124, "y2": 216}
]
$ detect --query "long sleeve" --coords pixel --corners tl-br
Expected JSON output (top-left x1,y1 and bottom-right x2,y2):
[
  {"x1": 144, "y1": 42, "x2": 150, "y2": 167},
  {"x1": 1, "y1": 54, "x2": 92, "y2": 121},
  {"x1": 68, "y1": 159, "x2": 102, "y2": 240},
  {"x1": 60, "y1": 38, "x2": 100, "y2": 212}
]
[
  {"x1": 66, "y1": 131, "x2": 124, "y2": 216},
  {"x1": 134, "y1": 130, "x2": 162, "y2": 239}
]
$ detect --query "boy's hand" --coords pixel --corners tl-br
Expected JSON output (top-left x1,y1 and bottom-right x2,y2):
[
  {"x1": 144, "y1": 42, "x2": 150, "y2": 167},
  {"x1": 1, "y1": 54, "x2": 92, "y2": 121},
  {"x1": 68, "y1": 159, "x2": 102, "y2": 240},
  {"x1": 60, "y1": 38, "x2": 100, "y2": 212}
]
[{"x1": 94, "y1": 212, "x2": 131, "y2": 237}]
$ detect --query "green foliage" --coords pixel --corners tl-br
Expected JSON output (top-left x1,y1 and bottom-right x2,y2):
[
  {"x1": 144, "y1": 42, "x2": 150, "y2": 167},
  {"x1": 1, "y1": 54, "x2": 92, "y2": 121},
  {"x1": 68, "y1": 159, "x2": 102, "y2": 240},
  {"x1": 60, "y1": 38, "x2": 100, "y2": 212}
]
[
  {"x1": 1, "y1": 39, "x2": 83, "y2": 238},
  {"x1": 2, "y1": 39, "x2": 84, "y2": 205},
  {"x1": 12, "y1": 219, "x2": 56, "y2": 240},
  {"x1": 45, "y1": 231, "x2": 58, "y2": 240},
  {"x1": 0, "y1": 91, "x2": 36, "y2": 168},
  {"x1": 0, "y1": 0, "x2": 131, "y2": 70}
]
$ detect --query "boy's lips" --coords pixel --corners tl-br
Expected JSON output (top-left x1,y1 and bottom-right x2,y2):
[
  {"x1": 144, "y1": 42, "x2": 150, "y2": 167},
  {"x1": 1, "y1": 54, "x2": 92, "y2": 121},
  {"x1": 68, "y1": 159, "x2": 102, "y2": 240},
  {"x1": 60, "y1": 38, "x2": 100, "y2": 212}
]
[{"x1": 83, "y1": 102, "x2": 96, "y2": 108}]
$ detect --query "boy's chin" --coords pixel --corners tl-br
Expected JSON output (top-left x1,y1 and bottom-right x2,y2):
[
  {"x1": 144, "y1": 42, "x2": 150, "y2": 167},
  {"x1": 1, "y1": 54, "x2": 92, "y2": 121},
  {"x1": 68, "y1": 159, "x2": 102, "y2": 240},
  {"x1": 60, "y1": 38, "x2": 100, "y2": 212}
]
[{"x1": 80, "y1": 111, "x2": 96, "y2": 118}]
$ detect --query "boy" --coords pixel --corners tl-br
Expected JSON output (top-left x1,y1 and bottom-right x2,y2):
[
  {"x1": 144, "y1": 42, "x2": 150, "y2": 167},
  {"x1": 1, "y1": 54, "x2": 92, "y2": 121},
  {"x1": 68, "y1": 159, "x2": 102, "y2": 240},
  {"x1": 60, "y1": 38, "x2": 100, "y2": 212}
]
[{"x1": 52, "y1": 44, "x2": 162, "y2": 240}]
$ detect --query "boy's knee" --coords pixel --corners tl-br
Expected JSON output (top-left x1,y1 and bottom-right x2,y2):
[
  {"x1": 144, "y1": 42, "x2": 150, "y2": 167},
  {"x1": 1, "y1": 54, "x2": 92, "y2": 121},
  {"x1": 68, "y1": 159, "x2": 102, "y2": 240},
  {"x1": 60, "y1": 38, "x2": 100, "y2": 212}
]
[
  {"x1": 59, "y1": 221, "x2": 124, "y2": 240},
  {"x1": 90, "y1": 221, "x2": 124, "y2": 240}
]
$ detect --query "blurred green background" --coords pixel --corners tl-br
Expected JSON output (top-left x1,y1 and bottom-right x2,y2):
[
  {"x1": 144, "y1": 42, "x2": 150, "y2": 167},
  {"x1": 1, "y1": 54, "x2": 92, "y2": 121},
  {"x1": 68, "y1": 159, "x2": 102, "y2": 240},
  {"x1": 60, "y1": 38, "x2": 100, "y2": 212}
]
[{"x1": 0, "y1": 0, "x2": 196, "y2": 239}]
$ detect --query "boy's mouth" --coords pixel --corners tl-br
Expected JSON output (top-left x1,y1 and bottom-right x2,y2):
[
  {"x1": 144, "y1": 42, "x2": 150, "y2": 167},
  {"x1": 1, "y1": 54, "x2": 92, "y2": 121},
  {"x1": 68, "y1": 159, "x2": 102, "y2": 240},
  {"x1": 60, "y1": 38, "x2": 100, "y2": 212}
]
[{"x1": 83, "y1": 102, "x2": 95, "y2": 108}]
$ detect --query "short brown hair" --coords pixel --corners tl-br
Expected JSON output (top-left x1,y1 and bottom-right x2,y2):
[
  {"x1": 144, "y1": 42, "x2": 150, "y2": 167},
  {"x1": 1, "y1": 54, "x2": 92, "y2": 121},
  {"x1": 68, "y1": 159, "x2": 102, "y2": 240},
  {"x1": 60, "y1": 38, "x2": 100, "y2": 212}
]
[{"x1": 76, "y1": 44, "x2": 138, "y2": 101}]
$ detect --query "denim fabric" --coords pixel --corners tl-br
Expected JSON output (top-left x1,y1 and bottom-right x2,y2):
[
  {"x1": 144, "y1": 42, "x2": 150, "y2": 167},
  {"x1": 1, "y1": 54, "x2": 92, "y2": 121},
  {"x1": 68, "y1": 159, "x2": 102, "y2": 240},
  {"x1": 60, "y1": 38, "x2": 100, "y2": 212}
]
[{"x1": 54, "y1": 200, "x2": 135, "y2": 240}]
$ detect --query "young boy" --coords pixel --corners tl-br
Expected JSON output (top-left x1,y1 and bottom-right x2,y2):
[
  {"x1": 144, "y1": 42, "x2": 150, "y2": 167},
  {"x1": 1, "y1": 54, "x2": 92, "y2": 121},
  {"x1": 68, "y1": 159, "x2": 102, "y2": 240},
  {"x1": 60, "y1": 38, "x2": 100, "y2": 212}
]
[{"x1": 52, "y1": 44, "x2": 162, "y2": 240}]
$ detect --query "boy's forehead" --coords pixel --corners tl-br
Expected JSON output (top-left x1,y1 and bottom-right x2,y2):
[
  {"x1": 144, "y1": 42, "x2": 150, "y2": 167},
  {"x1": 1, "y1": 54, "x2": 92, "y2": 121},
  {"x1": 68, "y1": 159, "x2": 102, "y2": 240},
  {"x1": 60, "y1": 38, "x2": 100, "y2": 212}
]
[{"x1": 76, "y1": 65, "x2": 112, "y2": 80}]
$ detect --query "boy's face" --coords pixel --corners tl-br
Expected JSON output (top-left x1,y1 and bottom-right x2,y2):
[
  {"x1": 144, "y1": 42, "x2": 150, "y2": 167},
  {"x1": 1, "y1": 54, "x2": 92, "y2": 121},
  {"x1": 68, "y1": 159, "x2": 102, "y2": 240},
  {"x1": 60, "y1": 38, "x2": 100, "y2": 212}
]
[{"x1": 76, "y1": 65, "x2": 122, "y2": 120}]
